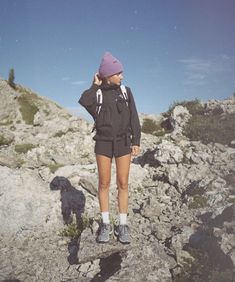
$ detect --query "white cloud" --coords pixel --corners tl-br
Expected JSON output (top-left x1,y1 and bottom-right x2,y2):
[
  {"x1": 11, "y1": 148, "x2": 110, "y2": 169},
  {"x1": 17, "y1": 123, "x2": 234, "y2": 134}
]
[
  {"x1": 62, "y1": 77, "x2": 70, "y2": 81},
  {"x1": 61, "y1": 77, "x2": 87, "y2": 86},
  {"x1": 71, "y1": 80, "x2": 87, "y2": 85},
  {"x1": 178, "y1": 55, "x2": 235, "y2": 86}
]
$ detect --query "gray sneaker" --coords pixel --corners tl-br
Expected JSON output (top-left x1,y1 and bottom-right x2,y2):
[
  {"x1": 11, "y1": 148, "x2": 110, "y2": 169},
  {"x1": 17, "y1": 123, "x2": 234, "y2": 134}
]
[
  {"x1": 97, "y1": 223, "x2": 113, "y2": 243},
  {"x1": 115, "y1": 224, "x2": 130, "y2": 244}
]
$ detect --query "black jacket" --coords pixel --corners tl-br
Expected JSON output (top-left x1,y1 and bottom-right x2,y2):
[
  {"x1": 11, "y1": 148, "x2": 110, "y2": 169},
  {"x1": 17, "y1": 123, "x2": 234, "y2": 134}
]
[{"x1": 78, "y1": 83, "x2": 141, "y2": 146}]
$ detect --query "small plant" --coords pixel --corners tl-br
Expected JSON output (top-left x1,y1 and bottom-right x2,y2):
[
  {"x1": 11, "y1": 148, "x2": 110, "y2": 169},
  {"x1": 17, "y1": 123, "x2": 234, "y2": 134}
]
[
  {"x1": 188, "y1": 195, "x2": 208, "y2": 209},
  {"x1": 15, "y1": 143, "x2": 37, "y2": 154},
  {"x1": 47, "y1": 163, "x2": 64, "y2": 173},
  {"x1": 59, "y1": 222, "x2": 81, "y2": 239},
  {"x1": 81, "y1": 152, "x2": 89, "y2": 158},
  {"x1": 53, "y1": 128, "x2": 76, "y2": 138},
  {"x1": 0, "y1": 135, "x2": 13, "y2": 146},
  {"x1": 53, "y1": 130, "x2": 66, "y2": 138},
  {"x1": 59, "y1": 214, "x2": 93, "y2": 239},
  {"x1": 8, "y1": 68, "x2": 16, "y2": 89}
]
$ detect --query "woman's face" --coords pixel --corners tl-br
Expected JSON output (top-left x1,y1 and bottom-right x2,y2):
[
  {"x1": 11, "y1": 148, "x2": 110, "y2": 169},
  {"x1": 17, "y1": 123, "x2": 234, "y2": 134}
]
[{"x1": 107, "y1": 72, "x2": 123, "y2": 85}]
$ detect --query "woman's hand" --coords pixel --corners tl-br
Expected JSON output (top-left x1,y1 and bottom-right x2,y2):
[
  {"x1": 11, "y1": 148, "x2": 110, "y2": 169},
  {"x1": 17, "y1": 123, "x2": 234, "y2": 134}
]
[
  {"x1": 131, "y1": 145, "x2": 140, "y2": 157},
  {"x1": 93, "y1": 72, "x2": 102, "y2": 86}
]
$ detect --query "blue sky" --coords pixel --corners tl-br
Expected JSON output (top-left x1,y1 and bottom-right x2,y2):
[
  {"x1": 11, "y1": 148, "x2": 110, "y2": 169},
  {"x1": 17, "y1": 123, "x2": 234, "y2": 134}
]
[{"x1": 0, "y1": 0, "x2": 235, "y2": 119}]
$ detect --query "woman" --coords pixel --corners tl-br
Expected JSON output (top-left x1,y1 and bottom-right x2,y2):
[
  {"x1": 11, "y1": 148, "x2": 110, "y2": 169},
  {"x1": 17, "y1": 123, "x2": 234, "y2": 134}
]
[{"x1": 79, "y1": 52, "x2": 141, "y2": 244}]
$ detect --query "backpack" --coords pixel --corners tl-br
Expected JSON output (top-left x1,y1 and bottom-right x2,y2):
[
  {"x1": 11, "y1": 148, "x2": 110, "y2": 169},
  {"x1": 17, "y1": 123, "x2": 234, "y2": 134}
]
[{"x1": 92, "y1": 85, "x2": 129, "y2": 132}]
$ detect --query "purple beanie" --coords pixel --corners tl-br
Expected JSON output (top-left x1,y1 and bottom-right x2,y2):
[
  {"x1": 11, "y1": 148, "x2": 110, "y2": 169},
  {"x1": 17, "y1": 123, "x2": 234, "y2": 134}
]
[{"x1": 98, "y1": 52, "x2": 124, "y2": 78}]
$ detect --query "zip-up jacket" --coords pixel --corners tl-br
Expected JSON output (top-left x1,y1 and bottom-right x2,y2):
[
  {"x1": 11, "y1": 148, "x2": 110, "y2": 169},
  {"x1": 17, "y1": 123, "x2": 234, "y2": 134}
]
[{"x1": 78, "y1": 83, "x2": 141, "y2": 146}]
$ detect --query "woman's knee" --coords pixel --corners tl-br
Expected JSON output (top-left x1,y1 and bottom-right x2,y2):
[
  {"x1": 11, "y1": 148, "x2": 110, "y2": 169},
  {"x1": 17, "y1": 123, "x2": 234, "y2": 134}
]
[
  {"x1": 99, "y1": 180, "x2": 110, "y2": 191},
  {"x1": 116, "y1": 178, "x2": 129, "y2": 190}
]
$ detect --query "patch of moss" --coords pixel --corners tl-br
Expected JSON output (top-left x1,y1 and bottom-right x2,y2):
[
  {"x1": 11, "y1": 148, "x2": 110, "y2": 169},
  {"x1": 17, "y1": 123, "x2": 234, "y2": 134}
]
[
  {"x1": 15, "y1": 143, "x2": 37, "y2": 154},
  {"x1": 0, "y1": 135, "x2": 13, "y2": 146},
  {"x1": 188, "y1": 195, "x2": 208, "y2": 209},
  {"x1": 0, "y1": 119, "x2": 13, "y2": 126},
  {"x1": 43, "y1": 109, "x2": 50, "y2": 116},
  {"x1": 53, "y1": 130, "x2": 66, "y2": 138},
  {"x1": 53, "y1": 128, "x2": 76, "y2": 138},
  {"x1": 48, "y1": 164, "x2": 64, "y2": 173},
  {"x1": 16, "y1": 87, "x2": 41, "y2": 124}
]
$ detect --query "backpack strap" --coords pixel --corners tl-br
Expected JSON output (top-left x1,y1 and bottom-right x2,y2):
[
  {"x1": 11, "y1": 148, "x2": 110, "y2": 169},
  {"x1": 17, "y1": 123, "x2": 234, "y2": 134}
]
[
  {"x1": 96, "y1": 85, "x2": 128, "y2": 115},
  {"x1": 96, "y1": 88, "x2": 103, "y2": 115},
  {"x1": 120, "y1": 85, "x2": 129, "y2": 106}
]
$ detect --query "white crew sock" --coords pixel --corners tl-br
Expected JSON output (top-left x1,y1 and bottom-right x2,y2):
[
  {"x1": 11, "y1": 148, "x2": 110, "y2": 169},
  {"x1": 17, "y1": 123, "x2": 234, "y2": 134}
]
[
  {"x1": 119, "y1": 213, "x2": 127, "y2": 225},
  {"x1": 101, "y1": 211, "x2": 110, "y2": 224}
]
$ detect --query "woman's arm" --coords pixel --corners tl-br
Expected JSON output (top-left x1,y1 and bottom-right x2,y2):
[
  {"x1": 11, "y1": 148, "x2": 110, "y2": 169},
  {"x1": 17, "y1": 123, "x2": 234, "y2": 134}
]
[
  {"x1": 78, "y1": 74, "x2": 102, "y2": 119},
  {"x1": 127, "y1": 87, "x2": 141, "y2": 147}
]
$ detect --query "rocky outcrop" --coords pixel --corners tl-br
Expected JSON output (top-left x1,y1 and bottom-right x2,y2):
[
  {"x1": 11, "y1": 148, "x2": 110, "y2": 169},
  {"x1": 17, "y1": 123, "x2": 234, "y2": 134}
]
[{"x1": 0, "y1": 77, "x2": 235, "y2": 281}]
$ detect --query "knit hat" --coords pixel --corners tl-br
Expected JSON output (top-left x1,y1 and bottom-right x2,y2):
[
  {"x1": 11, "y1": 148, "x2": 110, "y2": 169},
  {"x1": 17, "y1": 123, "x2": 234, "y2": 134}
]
[{"x1": 98, "y1": 52, "x2": 124, "y2": 78}]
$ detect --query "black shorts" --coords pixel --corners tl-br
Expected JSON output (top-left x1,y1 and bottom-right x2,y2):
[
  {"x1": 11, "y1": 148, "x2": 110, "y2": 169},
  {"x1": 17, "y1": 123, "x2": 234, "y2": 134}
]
[{"x1": 95, "y1": 137, "x2": 132, "y2": 158}]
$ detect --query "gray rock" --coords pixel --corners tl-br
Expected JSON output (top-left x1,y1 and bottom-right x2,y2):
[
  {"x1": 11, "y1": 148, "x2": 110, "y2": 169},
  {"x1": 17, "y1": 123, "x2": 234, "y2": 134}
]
[{"x1": 1, "y1": 77, "x2": 235, "y2": 281}]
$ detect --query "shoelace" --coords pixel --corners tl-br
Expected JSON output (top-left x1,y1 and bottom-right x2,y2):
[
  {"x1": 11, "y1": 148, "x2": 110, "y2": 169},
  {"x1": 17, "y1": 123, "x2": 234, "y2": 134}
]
[
  {"x1": 100, "y1": 224, "x2": 109, "y2": 234},
  {"x1": 119, "y1": 225, "x2": 129, "y2": 235}
]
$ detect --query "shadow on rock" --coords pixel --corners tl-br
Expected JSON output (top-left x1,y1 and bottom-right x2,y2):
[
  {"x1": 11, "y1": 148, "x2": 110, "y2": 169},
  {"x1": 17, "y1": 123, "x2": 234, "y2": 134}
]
[
  {"x1": 90, "y1": 252, "x2": 123, "y2": 282},
  {"x1": 175, "y1": 205, "x2": 235, "y2": 281},
  {"x1": 134, "y1": 148, "x2": 160, "y2": 168},
  {"x1": 50, "y1": 176, "x2": 86, "y2": 224},
  {"x1": 50, "y1": 176, "x2": 86, "y2": 265},
  {"x1": 3, "y1": 280, "x2": 21, "y2": 282}
]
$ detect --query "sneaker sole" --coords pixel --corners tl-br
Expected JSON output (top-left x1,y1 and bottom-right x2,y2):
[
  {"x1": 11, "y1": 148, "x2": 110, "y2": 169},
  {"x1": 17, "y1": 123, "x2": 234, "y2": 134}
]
[{"x1": 119, "y1": 239, "x2": 130, "y2": 244}]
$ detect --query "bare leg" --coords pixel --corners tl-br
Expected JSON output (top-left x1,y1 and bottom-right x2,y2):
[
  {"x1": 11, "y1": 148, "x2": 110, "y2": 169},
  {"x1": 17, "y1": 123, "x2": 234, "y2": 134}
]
[
  {"x1": 115, "y1": 153, "x2": 131, "y2": 213},
  {"x1": 96, "y1": 154, "x2": 112, "y2": 212}
]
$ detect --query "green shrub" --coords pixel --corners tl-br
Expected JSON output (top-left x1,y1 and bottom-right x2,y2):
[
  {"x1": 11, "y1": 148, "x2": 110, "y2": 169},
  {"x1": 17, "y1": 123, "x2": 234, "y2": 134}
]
[
  {"x1": 167, "y1": 98, "x2": 235, "y2": 145},
  {"x1": 15, "y1": 143, "x2": 37, "y2": 154},
  {"x1": 59, "y1": 214, "x2": 93, "y2": 239},
  {"x1": 142, "y1": 118, "x2": 167, "y2": 136},
  {"x1": 8, "y1": 68, "x2": 16, "y2": 89},
  {"x1": 184, "y1": 113, "x2": 235, "y2": 145},
  {"x1": 142, "y1": 118, "x2": 157, "y2": 134},
  {"x1": 168, "y1": 98, "x2": 204, "y2": 116}
]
